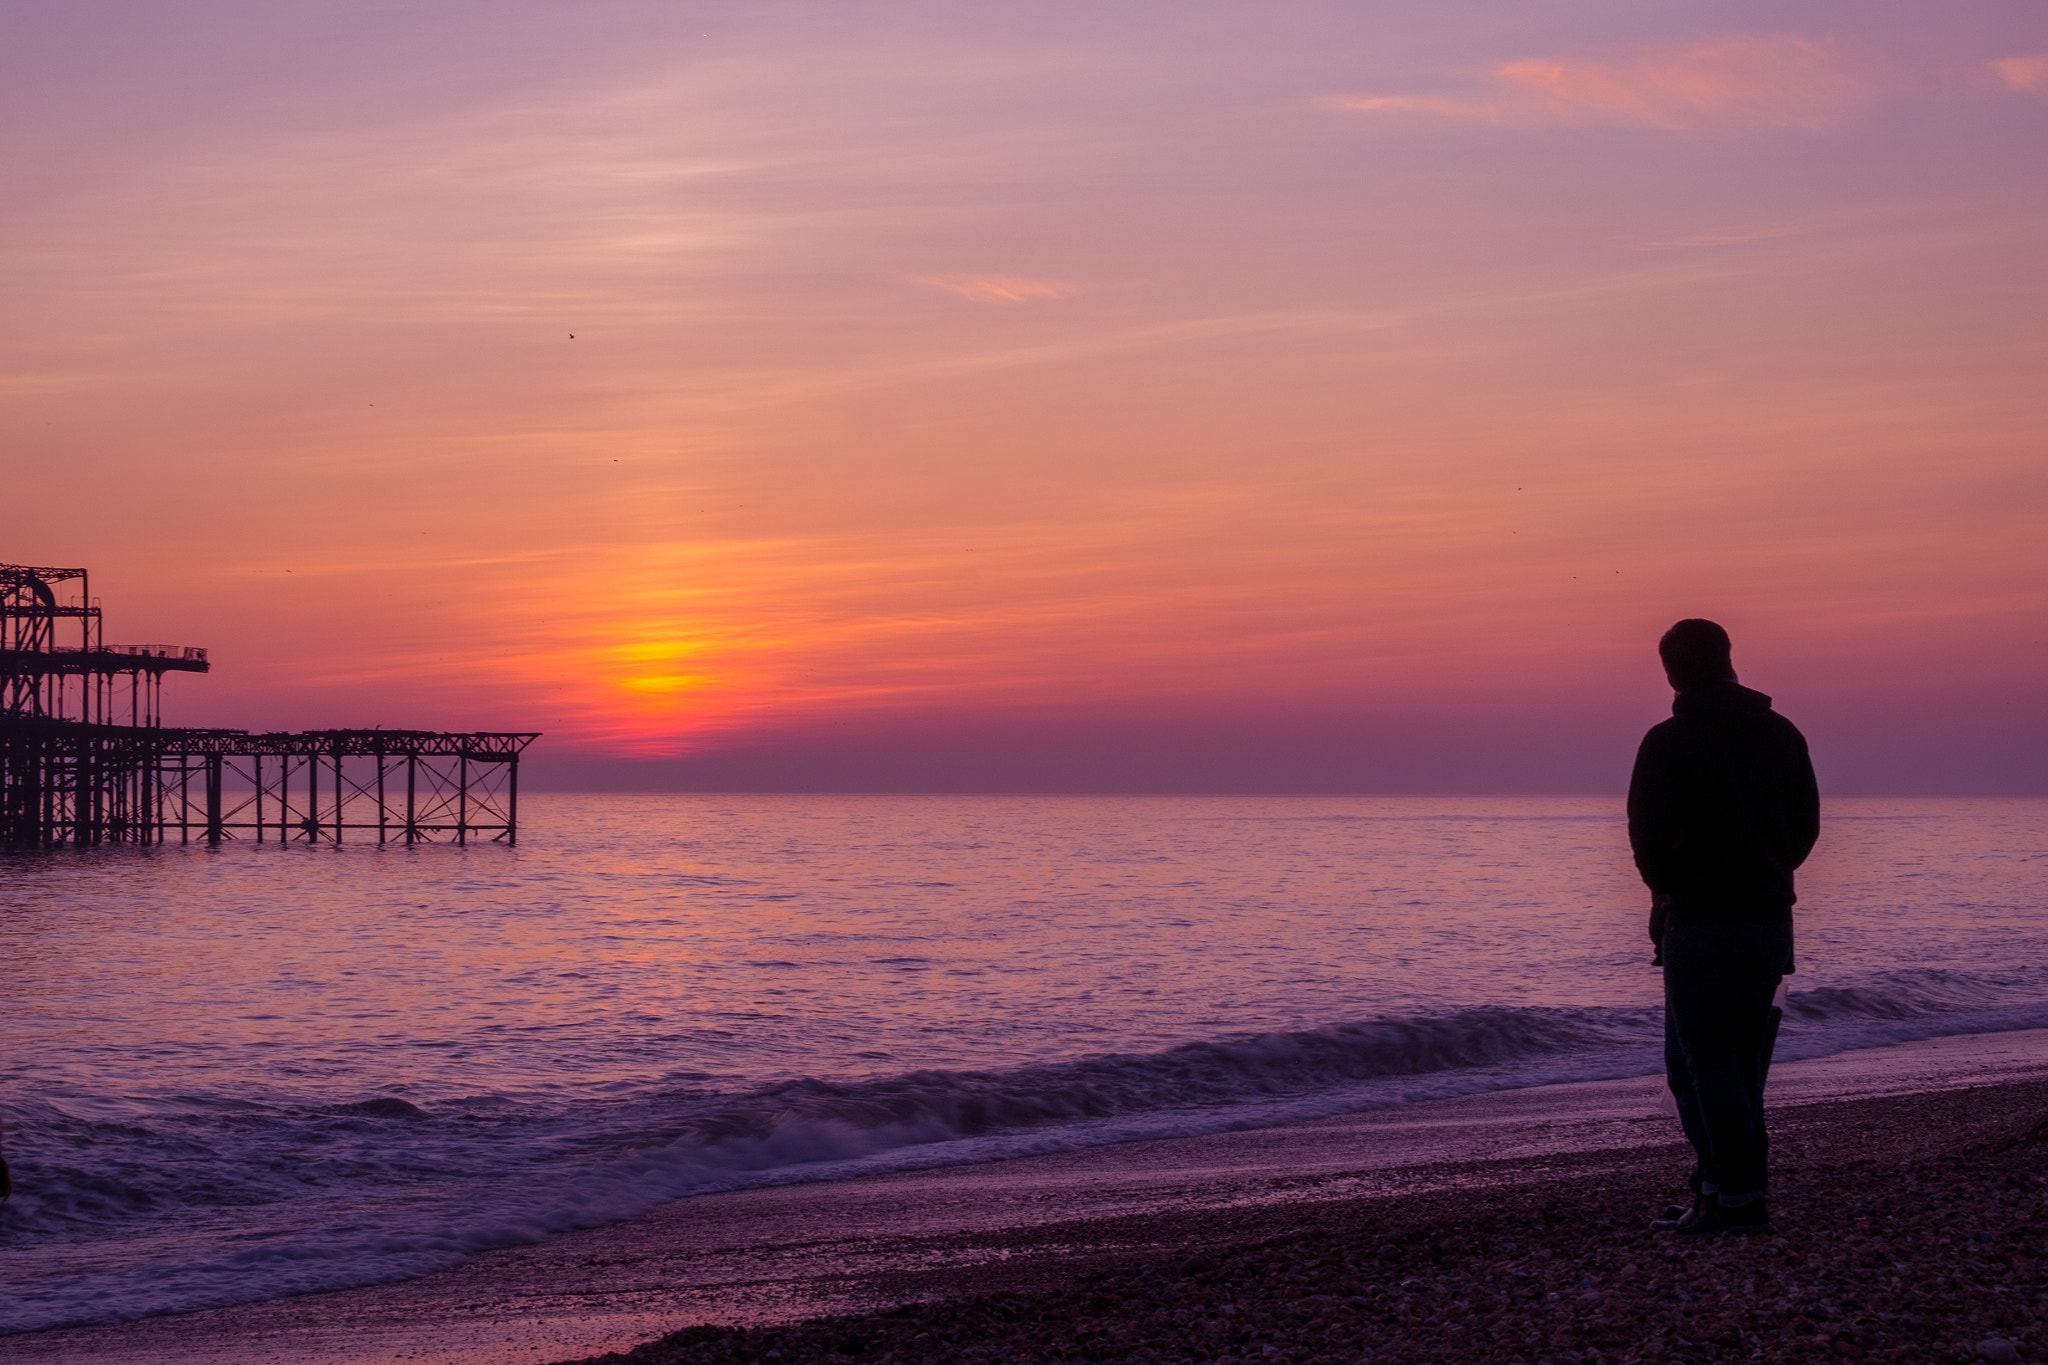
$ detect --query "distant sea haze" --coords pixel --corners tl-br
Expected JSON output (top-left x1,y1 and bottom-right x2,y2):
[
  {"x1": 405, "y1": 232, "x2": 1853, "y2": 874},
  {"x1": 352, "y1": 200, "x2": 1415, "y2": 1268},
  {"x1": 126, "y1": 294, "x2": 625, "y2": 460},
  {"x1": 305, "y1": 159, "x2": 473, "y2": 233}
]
[{"x1": 3, "y1": 794, "x2": 2045, "y2": 1334}]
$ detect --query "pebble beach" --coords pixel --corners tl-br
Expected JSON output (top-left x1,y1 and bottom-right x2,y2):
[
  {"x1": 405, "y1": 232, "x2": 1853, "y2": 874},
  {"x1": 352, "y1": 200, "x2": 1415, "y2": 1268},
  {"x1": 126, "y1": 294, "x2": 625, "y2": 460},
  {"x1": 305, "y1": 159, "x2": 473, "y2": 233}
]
[{"x1": 565, "y1": 1078, "x2": 2048, "y2": 1365}]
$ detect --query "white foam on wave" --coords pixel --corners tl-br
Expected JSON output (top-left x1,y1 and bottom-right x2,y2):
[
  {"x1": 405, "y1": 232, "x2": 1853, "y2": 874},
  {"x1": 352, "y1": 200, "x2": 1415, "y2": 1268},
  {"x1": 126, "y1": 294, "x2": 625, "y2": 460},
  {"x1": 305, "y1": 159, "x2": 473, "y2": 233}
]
[{"x1": 6, "y1": 965, "x2": 2048, "y2": 1334}]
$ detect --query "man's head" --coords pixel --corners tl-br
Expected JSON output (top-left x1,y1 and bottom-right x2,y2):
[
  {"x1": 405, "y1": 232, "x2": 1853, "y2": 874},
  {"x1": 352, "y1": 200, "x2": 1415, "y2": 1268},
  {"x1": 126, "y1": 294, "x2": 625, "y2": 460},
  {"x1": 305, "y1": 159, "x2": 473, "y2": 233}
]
[{"x1": 1658, "y1": 618, "x2": 1736, "y2": 692}]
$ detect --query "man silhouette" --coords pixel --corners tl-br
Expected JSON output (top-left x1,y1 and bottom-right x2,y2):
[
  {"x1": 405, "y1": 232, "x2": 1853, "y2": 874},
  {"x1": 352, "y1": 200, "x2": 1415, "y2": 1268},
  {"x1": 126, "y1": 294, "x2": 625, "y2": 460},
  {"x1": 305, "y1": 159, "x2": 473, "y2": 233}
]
[{"x1": 1629, "y1": 619, "x2": 1818, "y2": 1235}]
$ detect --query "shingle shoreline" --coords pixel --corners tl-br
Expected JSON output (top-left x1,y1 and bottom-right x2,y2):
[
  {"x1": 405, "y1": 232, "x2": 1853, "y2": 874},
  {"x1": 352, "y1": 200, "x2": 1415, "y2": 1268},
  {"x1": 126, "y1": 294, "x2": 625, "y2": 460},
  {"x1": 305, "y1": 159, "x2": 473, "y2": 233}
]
[{"x1": 562, "y1": 1078, "x2": 2048, "y2": 1365}]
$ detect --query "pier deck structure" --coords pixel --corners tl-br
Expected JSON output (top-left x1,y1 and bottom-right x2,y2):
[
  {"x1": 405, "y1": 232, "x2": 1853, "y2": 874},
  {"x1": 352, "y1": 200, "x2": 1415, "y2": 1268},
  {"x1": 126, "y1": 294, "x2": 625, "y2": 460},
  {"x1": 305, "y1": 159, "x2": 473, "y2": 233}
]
[{"x1": 1, "y1": 564, "x2": 536, "y2": 849}]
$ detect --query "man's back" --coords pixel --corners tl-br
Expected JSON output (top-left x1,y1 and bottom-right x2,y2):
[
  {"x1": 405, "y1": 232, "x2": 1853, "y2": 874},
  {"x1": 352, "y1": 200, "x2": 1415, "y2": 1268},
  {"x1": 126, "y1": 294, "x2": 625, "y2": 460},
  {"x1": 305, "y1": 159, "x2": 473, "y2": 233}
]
[
  {"x1": 1627, "y1": 681, "x2": 1820, "y2": 920},
  {"x1": 1636, "y1": 620, "x2": 1813, "y2": 1235}
]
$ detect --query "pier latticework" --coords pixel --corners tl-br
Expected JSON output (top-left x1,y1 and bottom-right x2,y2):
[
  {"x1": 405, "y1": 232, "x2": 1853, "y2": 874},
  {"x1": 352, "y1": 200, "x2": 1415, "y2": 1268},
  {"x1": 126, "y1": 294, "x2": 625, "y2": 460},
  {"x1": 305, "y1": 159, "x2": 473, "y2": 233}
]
[{"x1": 1, "y1": 564, "x2": 536, "y2": 849}]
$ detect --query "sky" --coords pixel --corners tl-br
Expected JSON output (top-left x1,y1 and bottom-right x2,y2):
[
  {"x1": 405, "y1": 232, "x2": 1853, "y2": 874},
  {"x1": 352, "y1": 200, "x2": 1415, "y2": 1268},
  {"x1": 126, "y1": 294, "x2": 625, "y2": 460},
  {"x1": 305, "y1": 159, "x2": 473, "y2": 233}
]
[{"x1": 3, "y1": 1, "x2": 2044, "y2": 793}]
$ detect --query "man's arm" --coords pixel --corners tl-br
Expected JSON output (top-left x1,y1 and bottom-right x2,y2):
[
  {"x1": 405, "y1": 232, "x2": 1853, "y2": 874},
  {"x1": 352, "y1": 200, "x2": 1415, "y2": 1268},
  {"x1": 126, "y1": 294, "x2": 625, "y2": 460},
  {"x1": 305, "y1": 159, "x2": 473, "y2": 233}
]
[
  {"x1": 1627, "y1": 726, "x2": 1685, "y2": 894},
  {"x1": 1787, "y1": 730, "x2": 1820, "y2": 870}
]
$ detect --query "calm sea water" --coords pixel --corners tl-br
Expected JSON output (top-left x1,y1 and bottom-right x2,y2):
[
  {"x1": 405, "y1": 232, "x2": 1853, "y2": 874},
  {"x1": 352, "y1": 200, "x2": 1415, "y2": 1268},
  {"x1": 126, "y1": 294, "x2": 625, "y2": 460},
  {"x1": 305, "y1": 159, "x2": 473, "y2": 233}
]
[{"x1": 4, "y1": 794, "x2": 2046, "y2": 1332}]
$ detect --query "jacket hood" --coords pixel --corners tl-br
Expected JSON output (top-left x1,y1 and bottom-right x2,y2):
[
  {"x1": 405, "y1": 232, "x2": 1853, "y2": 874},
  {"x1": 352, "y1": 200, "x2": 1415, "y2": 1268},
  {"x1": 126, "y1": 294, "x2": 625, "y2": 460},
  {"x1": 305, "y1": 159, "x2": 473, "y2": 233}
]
[{"x1": 1672, "y1": 681, "x2": 1774, "y2": 717}]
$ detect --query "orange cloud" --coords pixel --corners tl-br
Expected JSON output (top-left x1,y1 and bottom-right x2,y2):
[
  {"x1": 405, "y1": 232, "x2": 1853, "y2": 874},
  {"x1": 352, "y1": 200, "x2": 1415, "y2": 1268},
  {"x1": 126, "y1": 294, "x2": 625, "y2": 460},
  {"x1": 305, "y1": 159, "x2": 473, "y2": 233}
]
[
  {"x1": 918, "y1": 274, "x2": 1078, "y2": 303},
  {"x1": 1329, "y1": 35, "x2": 1865, "y2": 133},
  {"x1": 1986, "y1": 55, "x2": 2048, "y2": 95}
]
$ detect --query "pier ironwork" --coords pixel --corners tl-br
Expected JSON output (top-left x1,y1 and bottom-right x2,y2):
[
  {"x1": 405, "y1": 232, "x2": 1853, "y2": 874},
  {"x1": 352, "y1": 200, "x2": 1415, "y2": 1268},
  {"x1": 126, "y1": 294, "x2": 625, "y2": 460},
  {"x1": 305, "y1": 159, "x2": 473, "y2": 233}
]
[{"x1": 1, "y1": 564, "x2": 537, "y2": 849}]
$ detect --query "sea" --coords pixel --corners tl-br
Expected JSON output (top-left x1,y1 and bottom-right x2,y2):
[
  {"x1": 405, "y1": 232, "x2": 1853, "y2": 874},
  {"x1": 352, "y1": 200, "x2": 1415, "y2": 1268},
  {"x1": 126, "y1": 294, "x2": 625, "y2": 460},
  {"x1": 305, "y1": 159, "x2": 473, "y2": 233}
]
[{"x1": 3, "y1": 793, "x2": 2045, "y2": 1334}]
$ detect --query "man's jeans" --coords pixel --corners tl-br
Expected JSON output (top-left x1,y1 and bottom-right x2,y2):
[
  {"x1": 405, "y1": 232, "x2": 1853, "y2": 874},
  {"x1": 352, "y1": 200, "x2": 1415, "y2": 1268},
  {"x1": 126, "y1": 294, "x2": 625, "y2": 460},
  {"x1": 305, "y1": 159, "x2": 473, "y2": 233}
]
[{"x1": 1663, "y1": 920, "x2": 1791, "y2": 1200}]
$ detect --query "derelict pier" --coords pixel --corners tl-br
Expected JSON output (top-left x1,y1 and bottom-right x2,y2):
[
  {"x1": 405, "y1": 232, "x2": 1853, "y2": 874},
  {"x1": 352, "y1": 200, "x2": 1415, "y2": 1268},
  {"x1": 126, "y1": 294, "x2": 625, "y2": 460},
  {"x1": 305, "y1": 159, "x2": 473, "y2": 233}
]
[{"x1": 1, "y1": 563, "x2": 537, "y2": 849}]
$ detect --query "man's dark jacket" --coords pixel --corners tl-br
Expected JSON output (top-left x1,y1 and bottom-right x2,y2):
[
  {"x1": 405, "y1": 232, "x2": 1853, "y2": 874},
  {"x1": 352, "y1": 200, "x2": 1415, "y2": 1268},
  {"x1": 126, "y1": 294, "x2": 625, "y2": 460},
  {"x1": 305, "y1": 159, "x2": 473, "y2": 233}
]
[{"x1": 1627, "y1": 681, "x2": 1819, "y2": 923}]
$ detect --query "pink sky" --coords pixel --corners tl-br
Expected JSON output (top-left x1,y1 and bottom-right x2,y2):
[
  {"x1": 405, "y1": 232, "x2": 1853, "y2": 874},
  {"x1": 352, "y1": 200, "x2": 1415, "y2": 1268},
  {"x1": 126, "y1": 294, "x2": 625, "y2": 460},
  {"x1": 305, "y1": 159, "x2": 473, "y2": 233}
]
[{"x1": 4, "y1": 1, "x2": 2044, "y2": 792}]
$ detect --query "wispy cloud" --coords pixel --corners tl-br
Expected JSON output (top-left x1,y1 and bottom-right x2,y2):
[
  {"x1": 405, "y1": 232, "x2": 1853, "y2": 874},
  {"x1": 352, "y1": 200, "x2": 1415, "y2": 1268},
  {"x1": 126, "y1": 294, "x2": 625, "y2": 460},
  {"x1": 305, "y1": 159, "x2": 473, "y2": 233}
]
[
  {"x1": 1636, "y1": 224, "x2": 1802, "y2": 250},
  {"x1": 917, "y1": 274, "x2": 1080, "y2": 304},
  {"x1": 0, "y1": 372, "x2": 90, "y2": 396},
  {"x1": 1985, "y1": 54, "x2": 2048, "y2": 95},
  {"x1": 1328, "y1": 35, "x2": 1865, "y2": 133}
]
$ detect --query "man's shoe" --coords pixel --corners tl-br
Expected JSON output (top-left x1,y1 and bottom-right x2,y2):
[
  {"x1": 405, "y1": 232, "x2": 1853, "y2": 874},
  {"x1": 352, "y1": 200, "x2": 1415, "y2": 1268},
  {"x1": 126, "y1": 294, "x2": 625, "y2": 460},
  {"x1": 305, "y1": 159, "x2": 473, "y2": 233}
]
[
  {"x1": 1674, "y1": 1198, "x2": 1771, "y2": 1237},
  {"x1": 1650, "y1": 1194, "x2": 1707, "y2": 1232}
]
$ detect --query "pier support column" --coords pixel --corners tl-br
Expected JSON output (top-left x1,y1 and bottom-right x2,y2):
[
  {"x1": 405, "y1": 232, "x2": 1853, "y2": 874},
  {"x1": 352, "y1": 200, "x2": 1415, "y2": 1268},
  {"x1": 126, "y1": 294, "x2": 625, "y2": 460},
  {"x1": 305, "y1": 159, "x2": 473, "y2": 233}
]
[{"x1": 204, "y1": 754, "x2": 223, "y2": 844}]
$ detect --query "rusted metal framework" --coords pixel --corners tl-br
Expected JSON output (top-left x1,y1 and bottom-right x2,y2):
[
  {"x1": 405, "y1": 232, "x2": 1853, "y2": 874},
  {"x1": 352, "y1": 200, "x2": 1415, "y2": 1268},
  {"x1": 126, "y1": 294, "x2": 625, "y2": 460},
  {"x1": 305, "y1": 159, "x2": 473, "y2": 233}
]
[
  {"x1": 1, "y1": 564, "x2": 537, "y2": 849},
  {"x1": 2, "y1": 564, "x2": 208, "y2": 727}
]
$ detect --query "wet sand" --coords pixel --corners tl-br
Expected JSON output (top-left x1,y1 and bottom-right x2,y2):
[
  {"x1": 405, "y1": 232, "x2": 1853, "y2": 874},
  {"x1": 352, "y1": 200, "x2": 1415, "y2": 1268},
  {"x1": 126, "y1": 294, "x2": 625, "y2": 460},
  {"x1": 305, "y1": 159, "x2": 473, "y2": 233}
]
[{"x1": 12, "y1": 1031, "x2": 2048, "y2": 1365}]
